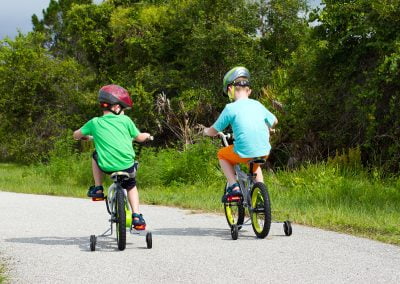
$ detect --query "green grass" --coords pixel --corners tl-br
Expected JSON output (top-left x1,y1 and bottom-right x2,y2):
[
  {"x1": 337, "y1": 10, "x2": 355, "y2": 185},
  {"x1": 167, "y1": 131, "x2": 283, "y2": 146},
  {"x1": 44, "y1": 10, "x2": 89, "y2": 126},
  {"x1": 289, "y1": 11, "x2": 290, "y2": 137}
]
[
  {"x1": 0, "y1": 140, "x2": 399, "y2": 246},
  {"x1": 268, "y1": 164, "x2": 400, "y2": 244},
  {"x1": 0, "y1": 263, "x2": 6, "y2": 284}
]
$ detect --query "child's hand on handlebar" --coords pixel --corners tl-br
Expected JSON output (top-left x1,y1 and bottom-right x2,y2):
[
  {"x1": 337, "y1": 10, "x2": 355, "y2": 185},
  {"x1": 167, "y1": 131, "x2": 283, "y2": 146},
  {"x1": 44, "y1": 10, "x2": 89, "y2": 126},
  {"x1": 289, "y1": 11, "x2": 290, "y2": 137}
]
[
  {"x1": 135, "y1": 132, "x2": 153, "y2": 143},
  {"x1": 269, "y1": 128, "x2": 279, "y2": 135},
  {"x1": 80, "y1": 135, "x2": 93, "y2": 141}
]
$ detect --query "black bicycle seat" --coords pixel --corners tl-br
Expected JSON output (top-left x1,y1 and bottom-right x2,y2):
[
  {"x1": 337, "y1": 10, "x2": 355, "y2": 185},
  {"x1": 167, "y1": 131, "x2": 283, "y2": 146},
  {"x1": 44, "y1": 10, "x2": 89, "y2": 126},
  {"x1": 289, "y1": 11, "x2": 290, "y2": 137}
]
[
  {"x1": 110, "y1": 171, "x2": 135, "y2": 181},
  {"x1": 249, "y1": 158, "x2": 266, "y2": 164}
]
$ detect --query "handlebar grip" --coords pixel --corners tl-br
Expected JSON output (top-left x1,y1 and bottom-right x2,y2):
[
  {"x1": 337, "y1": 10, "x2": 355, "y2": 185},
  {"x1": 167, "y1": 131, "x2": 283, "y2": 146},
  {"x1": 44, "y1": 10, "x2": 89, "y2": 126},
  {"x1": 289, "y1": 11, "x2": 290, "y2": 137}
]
[{"x1": 81, "y1": 135, "x2": 93, "y2": 141}]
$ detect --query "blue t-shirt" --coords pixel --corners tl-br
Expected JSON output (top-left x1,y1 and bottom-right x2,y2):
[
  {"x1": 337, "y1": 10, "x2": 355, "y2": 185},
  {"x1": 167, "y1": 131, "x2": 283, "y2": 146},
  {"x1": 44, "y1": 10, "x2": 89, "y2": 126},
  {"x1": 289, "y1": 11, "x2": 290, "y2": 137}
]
[{"x1": 212, "y1": 98, "x2": 276, "y2": 158}]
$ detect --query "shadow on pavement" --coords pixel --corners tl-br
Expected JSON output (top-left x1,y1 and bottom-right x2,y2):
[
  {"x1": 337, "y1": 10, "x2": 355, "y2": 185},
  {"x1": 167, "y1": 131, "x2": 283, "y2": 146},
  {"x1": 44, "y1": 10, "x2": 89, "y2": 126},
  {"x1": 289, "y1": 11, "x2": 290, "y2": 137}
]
[{"x1": 4, "y1": 235, "x2": 125, "y2": 252}]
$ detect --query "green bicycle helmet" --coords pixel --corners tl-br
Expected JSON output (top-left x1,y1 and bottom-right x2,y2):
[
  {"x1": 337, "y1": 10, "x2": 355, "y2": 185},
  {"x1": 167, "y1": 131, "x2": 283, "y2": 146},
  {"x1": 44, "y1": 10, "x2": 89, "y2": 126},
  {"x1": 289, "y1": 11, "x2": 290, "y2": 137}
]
[{"x1": 222, "y1": 66, "x2": 251, "y2": 94}]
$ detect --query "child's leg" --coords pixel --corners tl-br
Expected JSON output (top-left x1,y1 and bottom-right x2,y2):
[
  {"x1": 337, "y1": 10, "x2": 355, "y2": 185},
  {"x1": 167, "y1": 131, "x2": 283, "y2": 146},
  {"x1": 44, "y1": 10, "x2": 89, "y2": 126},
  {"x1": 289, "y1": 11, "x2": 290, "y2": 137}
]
[
  {"x1": 127, "y1": 186, "x2": 140, "y2": 214},
  {"x1": 127, "y1": 185, "x2": 146, "y2": 229},
  {"x1": 218, "y1": 146, "x2": 243, "y2": 188},
  {"x1": 219, "y1": 159, "x2": 237, "y2": 186},
  {"x1": 254, "y1": 166, "x2": 264, "y2": 183},
  {"x1": 92, "y1": 158, "x2": 103, "y2": 188},
  {"x1": 87, "y1": 157, "x2": 104, "y2": 197}
]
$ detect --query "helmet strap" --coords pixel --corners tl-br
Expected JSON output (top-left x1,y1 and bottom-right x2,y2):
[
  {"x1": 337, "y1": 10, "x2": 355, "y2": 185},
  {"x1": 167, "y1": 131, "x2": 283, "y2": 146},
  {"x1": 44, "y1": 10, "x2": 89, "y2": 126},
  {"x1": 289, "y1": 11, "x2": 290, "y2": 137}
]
[
  {"x1": 110, "y1": 104, "x2": 123, "y2": 115},
  {"x1": 228, "y1": 86, "x2": 235, "y2": 101},
  {"x1": 100, "y1": 103, "x2": 123, "y2": 115}
]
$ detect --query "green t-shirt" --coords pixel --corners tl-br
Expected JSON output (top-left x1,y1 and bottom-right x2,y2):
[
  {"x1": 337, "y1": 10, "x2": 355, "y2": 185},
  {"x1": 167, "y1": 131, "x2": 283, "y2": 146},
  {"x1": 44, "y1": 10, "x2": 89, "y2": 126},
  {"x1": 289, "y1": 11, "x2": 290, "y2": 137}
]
[{"x1": 80, "y1": 113, "x2": 140, "y2": 172}]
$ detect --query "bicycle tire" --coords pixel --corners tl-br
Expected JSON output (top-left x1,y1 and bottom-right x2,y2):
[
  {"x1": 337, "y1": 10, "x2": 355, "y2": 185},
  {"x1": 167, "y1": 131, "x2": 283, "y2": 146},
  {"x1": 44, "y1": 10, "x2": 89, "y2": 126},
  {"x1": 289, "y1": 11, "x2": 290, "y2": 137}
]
[
  {"x1": 250, "y1": 182, "x2": 272, "y2": 239},
  {"x1": 223, "y1": 184, "x2": 245, "y2": 228},
  {"x1": 115, "y1": 188, "x2": 126, "y2": 250}
]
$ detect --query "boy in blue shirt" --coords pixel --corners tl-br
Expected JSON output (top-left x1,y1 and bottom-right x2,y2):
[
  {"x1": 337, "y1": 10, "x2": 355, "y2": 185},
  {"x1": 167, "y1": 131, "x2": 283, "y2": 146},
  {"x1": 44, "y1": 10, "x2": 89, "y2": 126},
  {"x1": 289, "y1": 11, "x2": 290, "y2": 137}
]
[{"x1": 203, "y1": 67, "x2": 277, "y2": 202}]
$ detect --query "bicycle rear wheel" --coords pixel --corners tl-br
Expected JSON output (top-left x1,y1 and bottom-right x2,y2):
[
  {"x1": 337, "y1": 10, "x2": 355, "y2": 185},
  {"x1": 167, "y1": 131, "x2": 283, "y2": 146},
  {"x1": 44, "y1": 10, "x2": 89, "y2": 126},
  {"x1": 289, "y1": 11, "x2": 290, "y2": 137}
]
[
  {"x1": 250, "y1": 182, "x2": 271, "y2": 238},
  {"x1": 223, "y1": 184, "x2": 245, "y2": 228},
  {"x1": 115, "y1": 188, "x2": 126, "y2": 250}
]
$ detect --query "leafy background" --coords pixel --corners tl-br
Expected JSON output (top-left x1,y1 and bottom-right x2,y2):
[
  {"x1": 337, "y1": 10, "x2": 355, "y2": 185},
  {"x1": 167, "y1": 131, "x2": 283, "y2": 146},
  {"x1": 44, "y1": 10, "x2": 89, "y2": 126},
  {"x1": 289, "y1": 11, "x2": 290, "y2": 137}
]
[{"x1": 0, "y1": 0, "x2": 399, "y2": 173}]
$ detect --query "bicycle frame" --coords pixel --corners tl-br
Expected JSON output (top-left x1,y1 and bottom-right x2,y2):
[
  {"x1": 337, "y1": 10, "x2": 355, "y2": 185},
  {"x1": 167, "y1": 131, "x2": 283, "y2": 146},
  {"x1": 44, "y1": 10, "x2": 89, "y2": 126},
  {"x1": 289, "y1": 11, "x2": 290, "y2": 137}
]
[
  {"x1": 99, "y1": 178, "x2": 130, "y2": 238},
  {"x1": 218, "y1": 132, "x2": 292, "y2": 239},
  {"x1": 87, "y1": 137, "x2": 154, "y2": 250},
  {"x1": 234, "y1": 165, "x2": 253, "y2": 207},
  {"x1": 219, "y1": 132, "x2": 261, "y2": 223}
]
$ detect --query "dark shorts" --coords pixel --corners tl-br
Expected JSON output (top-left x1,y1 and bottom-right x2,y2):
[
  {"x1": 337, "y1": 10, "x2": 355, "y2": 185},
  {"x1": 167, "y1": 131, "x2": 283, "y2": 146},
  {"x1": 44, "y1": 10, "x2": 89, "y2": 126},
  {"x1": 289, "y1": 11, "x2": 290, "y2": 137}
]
[{"x1": 92, "y1": 151, "x2": 137, "y2": 190}]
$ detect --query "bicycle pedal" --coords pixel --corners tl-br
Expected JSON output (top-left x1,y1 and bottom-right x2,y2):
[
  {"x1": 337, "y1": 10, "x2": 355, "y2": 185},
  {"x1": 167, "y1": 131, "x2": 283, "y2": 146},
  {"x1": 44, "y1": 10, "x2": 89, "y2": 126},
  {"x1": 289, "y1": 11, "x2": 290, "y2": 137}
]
[{"x1": 91, "y1": 197, "x2": 105, "y2": 201}]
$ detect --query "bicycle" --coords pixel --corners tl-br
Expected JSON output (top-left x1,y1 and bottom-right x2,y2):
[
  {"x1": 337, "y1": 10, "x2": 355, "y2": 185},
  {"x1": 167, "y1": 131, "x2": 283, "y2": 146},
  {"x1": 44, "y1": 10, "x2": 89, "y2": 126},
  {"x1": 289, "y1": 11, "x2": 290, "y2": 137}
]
[
  {"x1": 84, "y1": 136, "x2": 153, "y2": 251},
  {"x1": 218, "y1": 132, "x2": 292, "y2": 240}
]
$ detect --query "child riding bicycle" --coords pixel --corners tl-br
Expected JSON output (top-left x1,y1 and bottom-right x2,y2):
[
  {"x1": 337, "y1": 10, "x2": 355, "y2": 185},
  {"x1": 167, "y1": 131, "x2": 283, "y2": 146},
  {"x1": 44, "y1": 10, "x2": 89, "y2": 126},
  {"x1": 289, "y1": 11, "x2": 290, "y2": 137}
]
[
  {"x1": 73, "y1": 84, "x2": 151, "y2": 230},
  {"x1": 203, "y1": 67, "x2": 278, "y2": 202}
]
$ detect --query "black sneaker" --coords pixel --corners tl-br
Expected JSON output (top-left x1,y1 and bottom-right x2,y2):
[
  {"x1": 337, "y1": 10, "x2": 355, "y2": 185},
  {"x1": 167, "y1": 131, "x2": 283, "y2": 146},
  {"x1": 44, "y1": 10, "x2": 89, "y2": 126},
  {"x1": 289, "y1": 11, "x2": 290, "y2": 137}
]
[
  {"x1": 221, "y1": 183, "x2": 242, "y2": 203},
  {"x1": 132, "y1": 213, "x2": 146, "y2": 230},
  {"x1": 87, "y1": 185, "x2": 104, "y2": 198}
]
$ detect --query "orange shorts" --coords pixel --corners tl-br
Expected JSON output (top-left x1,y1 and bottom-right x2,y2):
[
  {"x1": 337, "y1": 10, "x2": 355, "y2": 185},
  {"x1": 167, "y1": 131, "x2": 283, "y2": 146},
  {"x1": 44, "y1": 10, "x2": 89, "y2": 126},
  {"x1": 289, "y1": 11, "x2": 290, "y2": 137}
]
[{"x1": 217, "y1": 145, "x2": 267, "y2": 172}]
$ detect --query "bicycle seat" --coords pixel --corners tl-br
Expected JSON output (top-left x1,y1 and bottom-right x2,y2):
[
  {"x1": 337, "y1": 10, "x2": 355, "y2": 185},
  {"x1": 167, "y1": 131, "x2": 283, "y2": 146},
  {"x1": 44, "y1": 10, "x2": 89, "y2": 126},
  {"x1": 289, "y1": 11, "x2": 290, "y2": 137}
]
[
  {"x1": 110, "y1": 171, "x2": 135, "y2": 182},
  {"x1": 249, "y1": 158, "x2": 266, "y2": 165}
]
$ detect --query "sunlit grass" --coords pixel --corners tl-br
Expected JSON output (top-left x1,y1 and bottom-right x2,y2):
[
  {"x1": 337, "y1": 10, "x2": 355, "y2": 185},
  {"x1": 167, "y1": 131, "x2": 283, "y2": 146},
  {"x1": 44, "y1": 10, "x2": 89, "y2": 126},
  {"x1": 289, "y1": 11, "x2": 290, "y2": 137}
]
[
  {"x1": 0, "y1": 142, "x2": 399, "y2": 246},
  {"x1": 0, "y1": 263, "x2": 7, "y2": 284}
]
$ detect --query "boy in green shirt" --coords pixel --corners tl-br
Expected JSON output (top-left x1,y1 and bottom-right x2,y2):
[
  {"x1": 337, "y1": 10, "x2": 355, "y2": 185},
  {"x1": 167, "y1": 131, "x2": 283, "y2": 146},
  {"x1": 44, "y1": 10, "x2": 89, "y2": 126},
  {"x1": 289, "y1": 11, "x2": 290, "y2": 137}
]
[{"x1": 73, "y1": 84, "x2": 151, "y2": 230}]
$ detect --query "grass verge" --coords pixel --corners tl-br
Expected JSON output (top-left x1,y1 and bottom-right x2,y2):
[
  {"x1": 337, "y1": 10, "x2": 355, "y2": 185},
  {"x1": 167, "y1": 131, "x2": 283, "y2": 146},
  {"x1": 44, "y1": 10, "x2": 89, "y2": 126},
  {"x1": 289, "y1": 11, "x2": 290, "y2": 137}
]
[
  {"x1": 0, "y1": 263, "x2": 6, "y2": 284},
  {"x1": 0, "y1": 159, "x2": 398, "y2": 246}
]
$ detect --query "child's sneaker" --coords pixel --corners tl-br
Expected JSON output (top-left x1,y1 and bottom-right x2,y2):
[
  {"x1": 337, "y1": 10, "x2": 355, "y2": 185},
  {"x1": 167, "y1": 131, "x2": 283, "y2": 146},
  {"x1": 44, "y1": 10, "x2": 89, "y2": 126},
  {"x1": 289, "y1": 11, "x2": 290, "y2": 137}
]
[
  {"x1": 132, "y1": 213, "x2": 146, "y2": 230},
  {"x1": 221, "y1": 183, "x2": 242, "y2": 203},
  {"x1": 87, "y1": 185, "x2": 104, "y2": 198}
]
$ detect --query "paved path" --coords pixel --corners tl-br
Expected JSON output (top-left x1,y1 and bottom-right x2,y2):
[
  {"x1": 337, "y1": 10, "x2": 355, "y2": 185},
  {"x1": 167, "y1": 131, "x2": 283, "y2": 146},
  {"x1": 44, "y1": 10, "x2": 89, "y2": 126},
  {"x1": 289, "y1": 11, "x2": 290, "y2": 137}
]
[{"x1": 0, "y1": 191, "x2": 399, "y2": 283}]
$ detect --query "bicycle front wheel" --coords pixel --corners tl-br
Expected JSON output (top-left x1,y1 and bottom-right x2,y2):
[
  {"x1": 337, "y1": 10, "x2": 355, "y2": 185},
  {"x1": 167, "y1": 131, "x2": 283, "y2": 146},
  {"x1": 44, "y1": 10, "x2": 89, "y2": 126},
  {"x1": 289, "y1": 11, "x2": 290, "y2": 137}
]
[
  {"x1": 250, "y1": 182, "x2": 271, "y2": 239},
  {"x1": 115, "y1": 188, "x2": 126, "y2": 250},
  {"x1": 223, "y1": 184, "x2": 244, "y2": 228}
]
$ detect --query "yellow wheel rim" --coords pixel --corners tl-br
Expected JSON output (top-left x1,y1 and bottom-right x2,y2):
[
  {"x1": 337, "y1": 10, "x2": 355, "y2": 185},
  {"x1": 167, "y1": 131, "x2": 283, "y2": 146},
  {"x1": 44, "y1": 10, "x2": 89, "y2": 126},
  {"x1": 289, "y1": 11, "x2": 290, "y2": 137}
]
[
  {"x1": 251, "y1": 188, "x2": 264, "y2": 233},
  {"x1": 225, "y1": 205, "x2": 235, "y2": 225}
]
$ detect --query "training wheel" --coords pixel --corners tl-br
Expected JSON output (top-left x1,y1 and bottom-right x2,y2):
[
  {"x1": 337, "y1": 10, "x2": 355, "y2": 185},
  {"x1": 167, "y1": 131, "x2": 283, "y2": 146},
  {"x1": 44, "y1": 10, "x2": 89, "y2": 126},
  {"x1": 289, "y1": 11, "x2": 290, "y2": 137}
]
[
  {"x1": 90, "y1": 235, "x2": 97, "y2": 251},
  {"x1": 283, "y1": 221, "x2": 292, "y2": 236},
  {"x1": 146, "y1": 232, "x2": 152, "y2": 249},
  {"x1": 231, "y1": 224, "x2": 239, "y2": 240}
]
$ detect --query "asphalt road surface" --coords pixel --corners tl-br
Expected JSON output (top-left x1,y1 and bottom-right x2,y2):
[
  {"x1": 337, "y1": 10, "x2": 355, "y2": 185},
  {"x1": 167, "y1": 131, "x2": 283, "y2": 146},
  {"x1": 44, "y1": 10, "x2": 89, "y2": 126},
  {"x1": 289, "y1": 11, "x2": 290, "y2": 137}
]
[{"x1": 0, "y1": 191, "x2": 399, "y2": 283}]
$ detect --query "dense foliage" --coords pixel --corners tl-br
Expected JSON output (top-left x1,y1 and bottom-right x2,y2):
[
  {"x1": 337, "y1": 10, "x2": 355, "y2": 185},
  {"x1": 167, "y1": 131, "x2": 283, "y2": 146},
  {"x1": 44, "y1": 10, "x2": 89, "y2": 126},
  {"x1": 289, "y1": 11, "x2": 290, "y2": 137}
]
[
  {"x1": 0, "y1": 33, "x2": 95, "y2": 162},
  {"x1": 0, "y1": 0, "x2": 399, "y2": 172},
  {"x1": 277, "y1": 0, "x2": 400, "y2": 171}
]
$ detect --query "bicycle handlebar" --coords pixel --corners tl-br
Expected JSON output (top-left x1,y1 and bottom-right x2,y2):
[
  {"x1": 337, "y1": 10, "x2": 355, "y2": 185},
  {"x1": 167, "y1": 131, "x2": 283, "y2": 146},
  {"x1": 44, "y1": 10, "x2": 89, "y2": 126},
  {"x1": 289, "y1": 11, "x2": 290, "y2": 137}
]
[
  {"x1": 80, "y1": 135, "x2": 93, "y2": 141},
  {"x1": 217, "y1": 132, "x2": 232, "y2": 147},
  {"x1": 218, "y1": 128, "x2": 275, "y2": 147},
  {"x1": 80, "y1": 135, "x2": 153, "y2": 142},
  {"x1": 134, "y1": 135, "x2": 154, "y2": 160}
]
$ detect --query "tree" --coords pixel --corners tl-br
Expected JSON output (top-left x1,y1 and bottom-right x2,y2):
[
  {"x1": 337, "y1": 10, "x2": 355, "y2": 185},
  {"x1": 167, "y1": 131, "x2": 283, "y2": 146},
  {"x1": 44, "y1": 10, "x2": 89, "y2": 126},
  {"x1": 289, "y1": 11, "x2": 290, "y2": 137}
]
[
  {"x1": 32, "y1": 0, "x2": 93, "y2": 54},
  {"x1": 0, "y1": 33, "x2": 95, "y2": 162},
  {"x1": 276, "y1": 0, "x2": 400, "y2": 171}
]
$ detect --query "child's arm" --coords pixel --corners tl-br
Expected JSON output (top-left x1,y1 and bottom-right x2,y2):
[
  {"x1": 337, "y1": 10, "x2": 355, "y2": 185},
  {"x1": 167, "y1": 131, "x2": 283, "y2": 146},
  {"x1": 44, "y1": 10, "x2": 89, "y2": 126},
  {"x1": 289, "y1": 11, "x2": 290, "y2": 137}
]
[
  {"x1": 203, "y1": 126, "x2": 218, "y2": 137},
  {"x1": 73, "y1": 129, "x2": 84, "y2": 140},
  {"x1": 135, "y1": 132, "x2": 152, "y2": 142},
  {"x1": 270, "y1": 118, "x2": 278, "y2": 129}
]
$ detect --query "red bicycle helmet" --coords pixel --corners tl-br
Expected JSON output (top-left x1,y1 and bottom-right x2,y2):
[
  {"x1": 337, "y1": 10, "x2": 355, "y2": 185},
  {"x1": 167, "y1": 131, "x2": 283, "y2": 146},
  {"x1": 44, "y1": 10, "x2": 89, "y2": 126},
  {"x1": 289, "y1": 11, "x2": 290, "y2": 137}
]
[{"x1": 98, "y1": 84, "x2": 133, "y2": 110}]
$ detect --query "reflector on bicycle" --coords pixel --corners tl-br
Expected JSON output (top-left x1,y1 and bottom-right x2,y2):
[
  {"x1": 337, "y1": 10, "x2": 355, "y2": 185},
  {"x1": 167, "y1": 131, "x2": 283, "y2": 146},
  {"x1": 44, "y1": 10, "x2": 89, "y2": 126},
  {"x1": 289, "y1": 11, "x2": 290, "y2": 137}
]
[
  {"x1": 227, "y1": 196, "x2": 242, "y2": 202},
  {"x1": 92, "y1": 197, "x2": 105, "y2": 201},
  {"x1": 134, "y1": 224, "x2": 146, "y2": 231}
]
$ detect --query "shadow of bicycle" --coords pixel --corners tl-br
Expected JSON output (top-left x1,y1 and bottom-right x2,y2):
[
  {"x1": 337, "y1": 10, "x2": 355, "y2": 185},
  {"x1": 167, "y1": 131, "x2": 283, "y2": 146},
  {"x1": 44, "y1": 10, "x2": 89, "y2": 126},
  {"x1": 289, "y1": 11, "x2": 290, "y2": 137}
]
[
  {"x1": 151, "y1": 224, "x2": 290, "y2": 239},
  {"x1": 150, "y1": 226, "x2": 269, "y2": 241},
  {"x1": 4, "y1": 235, "x2": 129, "y2": 252}
]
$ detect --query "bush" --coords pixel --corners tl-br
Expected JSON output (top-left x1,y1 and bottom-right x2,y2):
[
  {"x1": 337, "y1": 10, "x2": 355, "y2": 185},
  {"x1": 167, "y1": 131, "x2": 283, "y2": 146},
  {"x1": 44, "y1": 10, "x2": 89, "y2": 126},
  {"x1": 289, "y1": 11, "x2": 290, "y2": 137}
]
[
  {"x1": 34, "y1": 131, "x2": 93, "y2": 187},
  {"x1": 137, "y1": 138, "x2": 222, "y2": 187}
]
